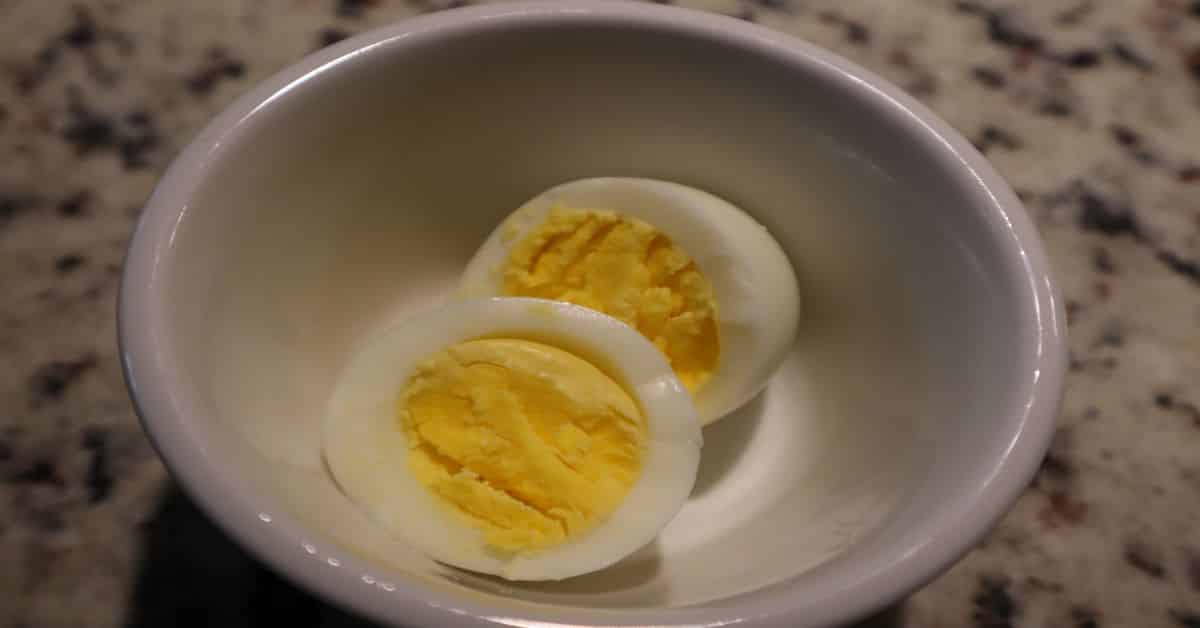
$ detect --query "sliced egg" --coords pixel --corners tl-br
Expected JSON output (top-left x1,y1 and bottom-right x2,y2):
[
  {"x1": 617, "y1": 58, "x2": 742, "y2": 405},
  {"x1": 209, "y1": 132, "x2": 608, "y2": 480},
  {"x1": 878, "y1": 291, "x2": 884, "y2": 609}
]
[
  {"x1": 323, "y1": 297, "x2": 701, "y2": 581},
  {"x1": 459, "y1": 177, "x2": 801, "y2": 425}
]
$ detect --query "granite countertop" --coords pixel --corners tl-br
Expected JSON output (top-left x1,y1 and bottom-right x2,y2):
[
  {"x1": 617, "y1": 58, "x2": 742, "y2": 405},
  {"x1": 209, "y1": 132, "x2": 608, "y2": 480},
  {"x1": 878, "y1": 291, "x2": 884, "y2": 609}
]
[{"x1": 1, "y1": 1, "x2": 1198, "y2": 627}]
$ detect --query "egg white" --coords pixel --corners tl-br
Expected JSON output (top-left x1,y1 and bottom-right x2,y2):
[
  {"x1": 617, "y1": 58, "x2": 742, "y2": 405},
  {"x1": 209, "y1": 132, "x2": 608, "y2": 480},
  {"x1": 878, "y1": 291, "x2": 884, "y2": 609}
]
[
  {"x1": 458, "y1": 177, "x2": 801, "y2": 425},
  {"x1": 322, "y1": 297, "x2": 702, "y2": 581}
]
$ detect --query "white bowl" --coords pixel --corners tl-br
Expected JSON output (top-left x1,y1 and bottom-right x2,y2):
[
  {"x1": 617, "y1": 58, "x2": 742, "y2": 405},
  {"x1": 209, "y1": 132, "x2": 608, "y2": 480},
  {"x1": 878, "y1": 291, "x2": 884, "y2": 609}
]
[{"x1": 119, "y1": 3, "x2": 1066, "y2": 627}]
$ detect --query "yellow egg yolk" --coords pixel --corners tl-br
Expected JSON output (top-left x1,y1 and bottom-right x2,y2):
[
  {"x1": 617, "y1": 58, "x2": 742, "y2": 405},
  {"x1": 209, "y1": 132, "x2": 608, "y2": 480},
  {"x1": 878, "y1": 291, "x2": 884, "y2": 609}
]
[
  {"x1": 400, "y1": 338, "x2": 645, "y2": 554},
  {"x1": 502, "y1": 207, "x2": 720, "y2": 393}
]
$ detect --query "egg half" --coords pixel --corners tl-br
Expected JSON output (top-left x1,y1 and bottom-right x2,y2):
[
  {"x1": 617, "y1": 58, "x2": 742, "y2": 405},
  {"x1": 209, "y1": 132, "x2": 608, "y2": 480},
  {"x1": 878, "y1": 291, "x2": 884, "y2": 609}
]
[
  {"x1": 459, "y1": 177, "x2": 801, "y2": 425},
  {"x1": 322, "y1": 297, "x2": 702, "y2": 581}
]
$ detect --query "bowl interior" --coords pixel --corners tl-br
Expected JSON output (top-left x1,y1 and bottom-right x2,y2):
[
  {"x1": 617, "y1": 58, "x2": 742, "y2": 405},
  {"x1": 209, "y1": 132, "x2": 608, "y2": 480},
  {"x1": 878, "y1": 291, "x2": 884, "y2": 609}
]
[{"x1": 142, "y1": 11, "x2": 1040, "y2": 618}]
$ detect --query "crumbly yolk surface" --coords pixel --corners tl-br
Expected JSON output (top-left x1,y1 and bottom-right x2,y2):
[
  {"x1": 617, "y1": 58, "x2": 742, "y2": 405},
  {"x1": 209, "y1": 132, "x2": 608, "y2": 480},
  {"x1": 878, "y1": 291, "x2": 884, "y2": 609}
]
[
  {"x1": 400, "y1": 338, "x2": 645, "y2": 554},
  {"x1": 502, "y1": 207, "x2": 720, "y2": 392}
]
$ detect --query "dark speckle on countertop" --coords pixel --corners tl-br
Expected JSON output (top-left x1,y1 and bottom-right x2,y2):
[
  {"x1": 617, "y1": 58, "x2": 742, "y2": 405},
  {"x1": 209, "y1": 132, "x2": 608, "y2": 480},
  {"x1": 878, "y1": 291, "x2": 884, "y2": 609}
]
[
  {"x1": 62, "y1": 6, "x2": 99, "y2": 49},
  {"x1": 974, "y1": 125, "x2": 1023, "y2": 154},
  {"x1": 54, "y1": 253, "x2": 85, "y2": 273},
  {"x1": 335, "y1": 0, "x2": 378, "y2": 18},
  {"x1": 816, "y1": 11, "x2": 872, "y2": 45},
  {"x1": 1072, "y1": 606, "x2": 1100, "y2": 628},
  {"x1": 1154, "y1": 393, "x2": 1200, "y2": 428},
  {"x1": 1108, "y1": 124, "x2": 1159, "y2": 165},
  {"x1": 185, "y1": 48, "x2": 247, "y2": 96},
  {"x1": 1187, "y1": 550, "x2": 1200, "y2": 593},
  {"x1": 985, "y1": 11, "x2": 1043, "y2": 51},
  {"x1": 1, "y1": 193, "x2": 38, "y2": 226},
  {"x1": 1156, "y1": 250, "x2": 1200, "y2": 286},
  {"x1": 1078, "y1": 192, "x2": 1140, "y2": 238},
  {"x1": 973, "y1": 575, "x2": 1018, "y2": 628},
  {"x1": 29, "y1": 354, "x2": 98, "y2": 403},
  {"x1": 55, "y1": 191, "x2": 91, "y2": 217},
  {"x1": 9, "y1": 458, "x2": 65, "y2": 487},
  {"x1": 316, "y1": 27, "x2": 352, "y2": 48},
  {"x1": 62, "y1": 90, "x2": 162, "y2": 169},
  {"x1": 1111, "y1": 41, "x2": 1156, "y2": 71},
  {"x1": 81, "y1": 427, "x2": 112, "y2": 504},
  {"x1": 1038, "y1": 451, "x2": 1074, "y2": 481},
  {"x1": 1171, "y1": 610, "x2": 1200, "y2": 628},
  {"x1": 1184, "y1": 46, "x2": 1200, "y2": 81},
  {"x1": 1060, "y1": 49, "x2": 1102, "y2": 68},
  {"x1": 1125, "y1": 541, "x2": 1168, "y2": 580},
  {"x1": 62, "y1": 96, "x2": 116, "y2": 154},
  {"x1": 1037, "y1": 99, "x2": 1074, "y2": 118},
  {"x1": 2, "y1": 1, "x2": 1200, "y2": 627},
  {"x1": 971, "y1": 66, "x2": 1008, "y2": 88},
  {"x1": 748, "y1": 0, "x2": 795, "y2": 12},
  {"x1": 1040, "y1": 490, "x2": 1089, "y2": 528},
  {"x1": 1092, "y1": 247, "x2": 1116, "y2": 274}
]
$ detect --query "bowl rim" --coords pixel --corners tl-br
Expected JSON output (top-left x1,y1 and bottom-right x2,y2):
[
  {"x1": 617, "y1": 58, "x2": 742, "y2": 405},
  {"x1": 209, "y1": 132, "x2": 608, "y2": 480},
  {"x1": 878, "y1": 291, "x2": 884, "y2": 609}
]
[{"x1": 119, "y1": 2, "x2": 1067, "y2": 627}]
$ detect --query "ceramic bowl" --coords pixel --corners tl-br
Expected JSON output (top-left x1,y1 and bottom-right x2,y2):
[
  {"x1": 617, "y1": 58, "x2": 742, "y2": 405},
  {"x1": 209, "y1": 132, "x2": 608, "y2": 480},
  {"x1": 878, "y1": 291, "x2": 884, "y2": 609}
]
[{"x1": 119, "y1": 3, "x2": 1066, "y2": 626}]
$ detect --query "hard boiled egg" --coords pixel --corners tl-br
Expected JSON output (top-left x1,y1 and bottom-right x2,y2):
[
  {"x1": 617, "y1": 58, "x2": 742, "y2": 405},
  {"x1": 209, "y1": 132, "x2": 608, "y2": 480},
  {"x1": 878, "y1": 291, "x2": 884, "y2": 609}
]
[
  {"x1": 459, "y1": 177, "x2": 801, "y2": 425},
  {"x1": 323, "y1": 297, "x2": 701, "y2": 581}
]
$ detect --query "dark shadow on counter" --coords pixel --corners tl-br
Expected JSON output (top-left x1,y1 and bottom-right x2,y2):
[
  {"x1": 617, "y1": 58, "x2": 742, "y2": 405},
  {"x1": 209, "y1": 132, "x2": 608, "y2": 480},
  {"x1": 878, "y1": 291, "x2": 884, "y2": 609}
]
[
  {"x1": 126, "y1": 481, "x2": 908, "y2": 628},
  {"x1": 124, "y1": 484, "x2": 375, "y2": 628}
]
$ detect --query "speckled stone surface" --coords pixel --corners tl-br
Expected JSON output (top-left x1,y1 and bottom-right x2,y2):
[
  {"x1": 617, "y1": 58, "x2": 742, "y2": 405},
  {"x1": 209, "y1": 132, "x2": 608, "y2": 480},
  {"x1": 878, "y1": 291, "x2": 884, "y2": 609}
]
[{"x1": 1, "y1": 1, "x2": 1198, "y2": 627}]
